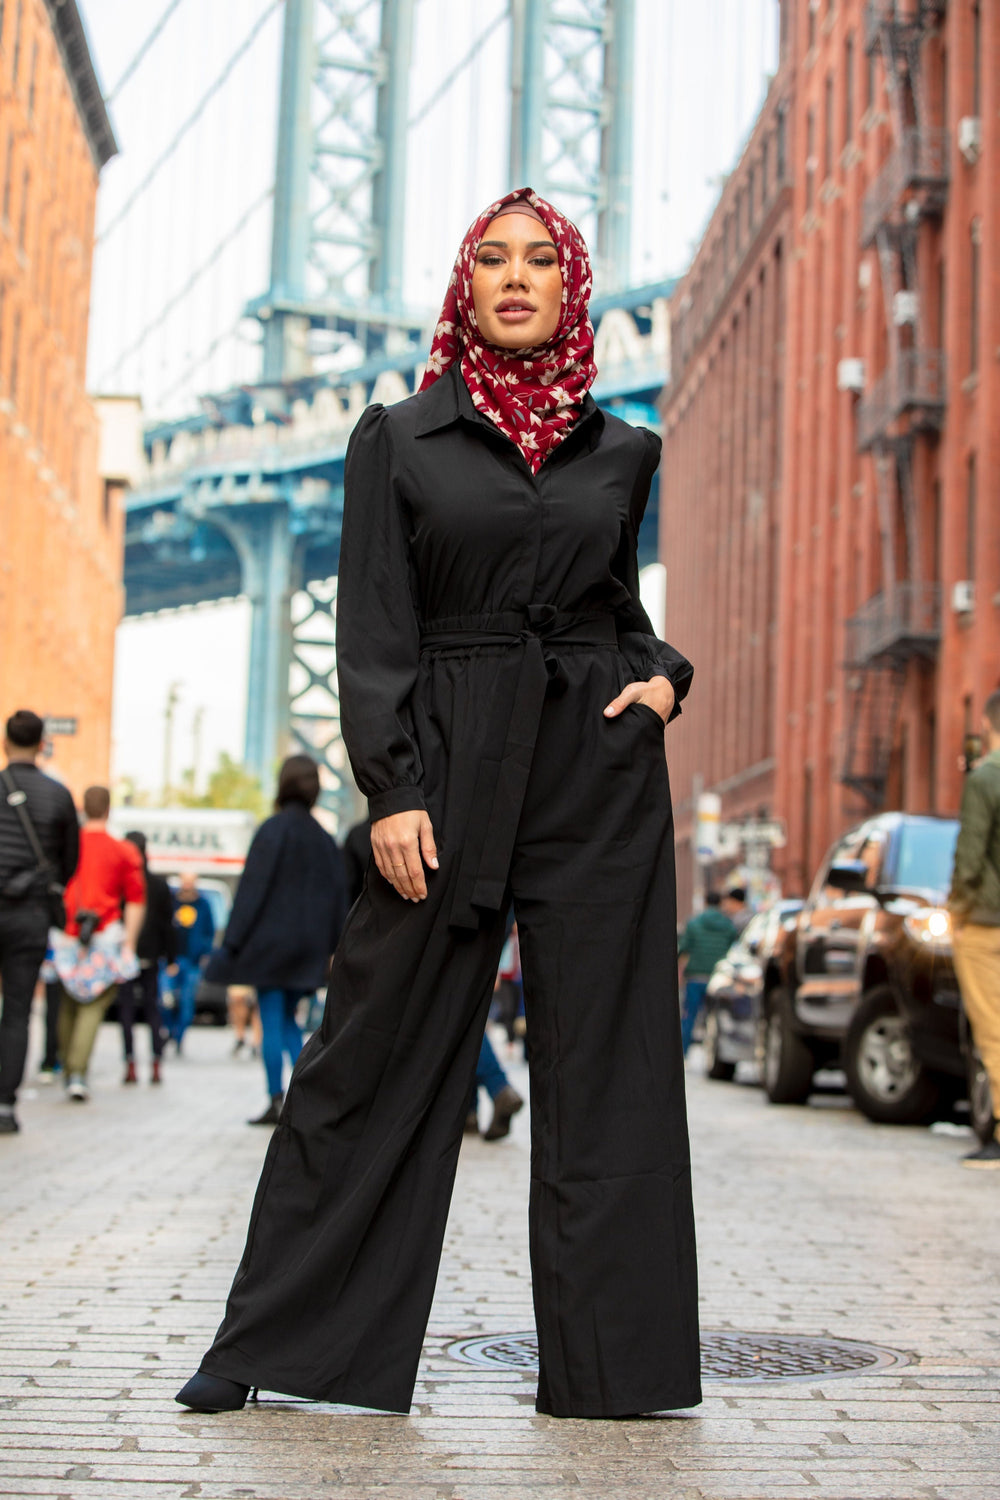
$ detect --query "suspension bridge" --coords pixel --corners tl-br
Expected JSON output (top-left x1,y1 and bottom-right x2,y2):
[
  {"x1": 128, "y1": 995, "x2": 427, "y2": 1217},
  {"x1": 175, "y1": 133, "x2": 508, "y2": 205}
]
[{"x1": 113, "y1": 0, "x2": 676, "y2": 819}]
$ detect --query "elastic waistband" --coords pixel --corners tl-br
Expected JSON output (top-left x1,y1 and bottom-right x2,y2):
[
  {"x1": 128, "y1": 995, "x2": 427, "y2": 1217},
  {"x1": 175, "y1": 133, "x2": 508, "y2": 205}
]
[{"x1": 420, "y1": 607, "x2": 618, "y2": 653}]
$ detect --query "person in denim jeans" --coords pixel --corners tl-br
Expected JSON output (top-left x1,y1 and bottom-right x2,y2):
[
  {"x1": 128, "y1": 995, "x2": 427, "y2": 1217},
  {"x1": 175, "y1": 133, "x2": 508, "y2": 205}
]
[
  {"x1": 677, "y1": 892, "x2": 737, "y2": 1055},
  {"x1": 166, "y1": 875, "x2": 216, "y2": 1052}
]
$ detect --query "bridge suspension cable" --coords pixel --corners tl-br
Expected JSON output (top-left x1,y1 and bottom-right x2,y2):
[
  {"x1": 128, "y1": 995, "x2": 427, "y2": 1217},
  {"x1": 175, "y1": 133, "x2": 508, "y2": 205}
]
[
  {"x1": 156, "y1": 312, "x2": 260, "y2": 410},
  {"x1": 96, "y1": 0, "x2": 283, "y2": 246},
  {"x1": 407, "y1": 7, "x2": 508, "y2": 130},
  {"x1": 105, "y1": 0, "x2": 189, "y2": 106},
  {"x1": 96, "y1": 186, "x2": 275, "y2": 388}
]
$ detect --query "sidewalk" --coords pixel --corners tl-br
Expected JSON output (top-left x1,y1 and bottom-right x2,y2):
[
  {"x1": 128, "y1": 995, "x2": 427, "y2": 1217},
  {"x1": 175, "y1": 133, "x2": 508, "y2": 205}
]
[{"x1": 1, "y1": 1017, "x2": 999, "y2": 1500}]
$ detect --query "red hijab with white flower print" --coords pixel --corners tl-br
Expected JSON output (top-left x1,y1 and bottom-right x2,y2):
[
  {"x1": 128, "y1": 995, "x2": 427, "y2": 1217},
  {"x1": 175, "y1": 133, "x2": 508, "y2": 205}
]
[{"x1": 418, "y1": 187, "x2": 596, "y2": 474}]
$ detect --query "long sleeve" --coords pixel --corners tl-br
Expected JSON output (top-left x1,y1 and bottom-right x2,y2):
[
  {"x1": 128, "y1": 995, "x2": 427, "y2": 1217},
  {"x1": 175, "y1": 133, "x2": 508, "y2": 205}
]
[
  {"x1": 612, "y1": 428, "x2": 693, "y2": 722},
  {"x1": 949, "y1": 773, "x2": 991, "y2": 914},
  {"x1": 221, "y1": 818, "x2": 284, "y2": 953},
  {"x1": 337, "y1": 405, "x2": 426, "y2": 822},
  {"x1": 58, "y1": 792, "x2": 80, "y2": 887}
]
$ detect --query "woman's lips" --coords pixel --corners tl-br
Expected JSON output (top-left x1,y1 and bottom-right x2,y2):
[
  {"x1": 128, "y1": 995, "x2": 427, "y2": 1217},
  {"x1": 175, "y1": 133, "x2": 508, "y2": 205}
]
[{"x1": 496, "y1": 307, "x2": 535, "y2": 323}]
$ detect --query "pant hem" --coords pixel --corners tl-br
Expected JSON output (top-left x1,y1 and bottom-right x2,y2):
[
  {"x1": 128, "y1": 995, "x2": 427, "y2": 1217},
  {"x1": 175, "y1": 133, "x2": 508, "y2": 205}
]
[
  {"x1": 198, "y1": 1355, "x2": 412, "y2": 1415},
  {"x1": 535, "y1": 1385, "x2": 703, "y2": 1419}
]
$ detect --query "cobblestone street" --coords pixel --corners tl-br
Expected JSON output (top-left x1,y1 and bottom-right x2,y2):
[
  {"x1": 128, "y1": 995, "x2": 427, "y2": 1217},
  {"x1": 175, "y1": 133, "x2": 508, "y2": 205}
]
[{"x1": 2, "y1": 1016, "x2": 999, "y2": 1500}]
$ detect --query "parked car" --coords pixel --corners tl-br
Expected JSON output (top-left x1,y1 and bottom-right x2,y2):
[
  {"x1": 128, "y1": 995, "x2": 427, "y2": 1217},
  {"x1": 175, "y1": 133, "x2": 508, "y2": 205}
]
[
  {"x1": 702, "y1": 900, "x2": 803, "y2": 1081},
  {"x1": 762, "y1": 811, "x2": 993, "y2": 1127}
]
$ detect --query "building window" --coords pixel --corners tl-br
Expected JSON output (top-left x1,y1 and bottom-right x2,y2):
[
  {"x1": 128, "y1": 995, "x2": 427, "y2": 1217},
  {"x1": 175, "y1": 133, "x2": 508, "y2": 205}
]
[
  {"x1": 9, "y1": 307, "x2": 20, "y2": 401},
  {"x1": 806, "y1": 107, "x2": 816, "y2": 208},
  {"x1": 972, "y1": 2, "x2": 982, "y2": 116},
  {"x1": 824, "y1": 72, "x2": 835, "y2": 177},
  {"x1": 1, "y1": 134, "x2": 11, "y2": 222},
  {"x1": 17, "y1": 167, "x2": 28, "y2": 250},
  {"x1": 966, "y1": 454, "x2": 977, "y2": 583},
  {"x1": 970, "y1": 218, "x2": 981, "y2": 374},
  {"x1": 12, "y1": 0, "x2": 21, "y2": 82},
  {"x1": 844, "y1": 33, "x2": 855, "y2": 146},
  {"x1": 761, "y1": 133, "x2": 770, "y2": 202},
  {"x1": 27, "y1": 40, "x2": 36, "y2": 118},
  {"x1": 866, "y1": 51, "x2": 877, "y2": 113},
  {"x1": 777, "y1": 106, "x2": 787, "y2": 182},
  {"x1": 808, "y1": 1, "x2": 817, "y2": 52}
]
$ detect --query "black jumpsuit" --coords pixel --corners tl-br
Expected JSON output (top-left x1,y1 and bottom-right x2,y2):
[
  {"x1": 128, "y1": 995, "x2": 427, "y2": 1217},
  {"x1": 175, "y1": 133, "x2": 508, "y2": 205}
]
[{"x1": 200, "y1": 364, "x2": 702, "y2": 1419}]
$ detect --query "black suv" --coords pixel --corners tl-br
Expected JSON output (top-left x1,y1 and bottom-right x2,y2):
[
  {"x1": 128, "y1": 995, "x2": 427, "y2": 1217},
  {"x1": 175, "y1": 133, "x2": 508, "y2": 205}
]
[{"x1": 763, "y1": 812, "x2": 993, "y2": 1130}]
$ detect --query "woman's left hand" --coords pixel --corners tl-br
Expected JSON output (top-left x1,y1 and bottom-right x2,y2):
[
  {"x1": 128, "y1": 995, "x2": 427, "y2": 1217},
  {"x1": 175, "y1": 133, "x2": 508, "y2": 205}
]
[{"x1": 603, "y1": 675, "x2": 676, "y2": 725}]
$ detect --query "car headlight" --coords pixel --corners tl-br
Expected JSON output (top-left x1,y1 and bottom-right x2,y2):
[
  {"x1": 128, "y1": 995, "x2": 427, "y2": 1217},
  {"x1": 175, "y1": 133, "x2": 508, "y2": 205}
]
[{"x1": 903, "y1": 906, "x2": 953, "y2": 952}]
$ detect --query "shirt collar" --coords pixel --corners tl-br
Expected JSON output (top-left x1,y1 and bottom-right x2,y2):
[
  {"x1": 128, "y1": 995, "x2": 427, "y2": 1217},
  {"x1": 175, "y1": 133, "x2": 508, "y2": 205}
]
[{"x1": 414, "y1": 362, "x2": 605, "y2": 452}]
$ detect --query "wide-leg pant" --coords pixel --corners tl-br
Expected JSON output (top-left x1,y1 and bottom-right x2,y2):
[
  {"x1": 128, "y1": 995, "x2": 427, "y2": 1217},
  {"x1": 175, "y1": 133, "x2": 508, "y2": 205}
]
[{"x1": 200, "y1": 653, "x2": 701, "y2": 1417}]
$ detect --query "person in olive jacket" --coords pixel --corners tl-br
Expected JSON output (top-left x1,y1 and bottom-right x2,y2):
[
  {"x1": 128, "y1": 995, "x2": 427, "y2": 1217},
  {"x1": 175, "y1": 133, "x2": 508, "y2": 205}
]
[
  {"x1": 949, "y1": 688, "x2": 1000, "y2": 1168},
  {"x1": 206, "y1": 755, "x2": 347, "y2": 1126}
]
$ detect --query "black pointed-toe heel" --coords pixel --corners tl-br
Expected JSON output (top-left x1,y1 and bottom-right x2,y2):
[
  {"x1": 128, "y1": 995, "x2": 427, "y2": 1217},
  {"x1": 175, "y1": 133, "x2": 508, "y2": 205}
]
[{"x1": 175, "y1": 1372, "x2": 252, "y2": 1412}]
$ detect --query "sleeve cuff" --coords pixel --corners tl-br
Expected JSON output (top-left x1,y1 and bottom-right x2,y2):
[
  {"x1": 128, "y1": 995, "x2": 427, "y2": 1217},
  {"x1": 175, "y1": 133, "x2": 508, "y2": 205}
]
[{"x1": 368, "y1": 785, "x2": 427, "y2": 822}]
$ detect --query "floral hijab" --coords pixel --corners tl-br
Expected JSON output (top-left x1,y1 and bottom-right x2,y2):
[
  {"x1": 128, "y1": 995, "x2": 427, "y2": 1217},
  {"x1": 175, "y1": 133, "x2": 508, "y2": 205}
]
[{"x1": 419, "y1": 187, "x2": 597, "y2": 473}]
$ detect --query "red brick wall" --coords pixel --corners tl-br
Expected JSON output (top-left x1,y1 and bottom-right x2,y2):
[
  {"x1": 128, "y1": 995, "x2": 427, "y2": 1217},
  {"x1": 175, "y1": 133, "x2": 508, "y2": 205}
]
[
  {"x1": 660, "y1": 55, "x2": 795, "y2": 915},
  {"x1": 0, "y1": 0, "x2": 121, "y2": 795},
  {"x1": 662, "y1": 0, "x2": 1000, "y2": 914}
]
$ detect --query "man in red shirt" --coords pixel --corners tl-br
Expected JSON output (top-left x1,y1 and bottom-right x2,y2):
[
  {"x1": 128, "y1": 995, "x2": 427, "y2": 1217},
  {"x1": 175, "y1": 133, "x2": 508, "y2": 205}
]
[{"x1": 60, "y1": 786, "x2": 145, "y2": 1101}]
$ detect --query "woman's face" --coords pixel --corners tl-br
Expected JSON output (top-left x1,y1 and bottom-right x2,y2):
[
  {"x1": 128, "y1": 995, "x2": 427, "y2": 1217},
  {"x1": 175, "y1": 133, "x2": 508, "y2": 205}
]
[{"x1": 471, "y1": 212, "x2": 563, "y2": 349}]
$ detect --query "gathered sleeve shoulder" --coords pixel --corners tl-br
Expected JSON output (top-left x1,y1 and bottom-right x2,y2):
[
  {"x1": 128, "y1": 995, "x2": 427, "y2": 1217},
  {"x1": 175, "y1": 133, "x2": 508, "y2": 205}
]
[
  {"x1": 337, "y1": 404, "x2": 426, "y2": 822},
  {"x1": 612, "y1": 427, "x2": 693, "y2": 722}
]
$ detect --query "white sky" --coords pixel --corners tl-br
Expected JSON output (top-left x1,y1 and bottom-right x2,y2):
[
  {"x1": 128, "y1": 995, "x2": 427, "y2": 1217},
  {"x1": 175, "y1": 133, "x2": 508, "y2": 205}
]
[{"x1": 79, "y1": 0, "x2": 780, "y2": 797}]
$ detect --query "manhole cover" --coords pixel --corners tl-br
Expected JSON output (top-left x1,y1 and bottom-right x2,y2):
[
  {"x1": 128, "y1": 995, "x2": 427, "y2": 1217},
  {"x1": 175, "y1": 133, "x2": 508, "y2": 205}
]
[{"x1": 447, "y1": 1330, "x2": 909, "y2": 1384}]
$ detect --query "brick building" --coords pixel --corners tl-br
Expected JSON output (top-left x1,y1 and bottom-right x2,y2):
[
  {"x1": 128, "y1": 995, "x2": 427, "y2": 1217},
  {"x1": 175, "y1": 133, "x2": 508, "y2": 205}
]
[
  {"x1": 660, "y1": 24, "x2": 795, "y2": 914},
  {"x1": 0, "y1": 0, "x2": 119, "y2": 791},
  {"x1": 661, "y1": 0, "x2": 999, "y2": 911}
]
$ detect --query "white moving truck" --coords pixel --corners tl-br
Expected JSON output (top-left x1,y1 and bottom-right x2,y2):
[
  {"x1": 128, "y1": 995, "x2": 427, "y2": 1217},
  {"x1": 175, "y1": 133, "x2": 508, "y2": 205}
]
[{"x1": 107, "y1": 808, "x2": 258, "y2": 894}]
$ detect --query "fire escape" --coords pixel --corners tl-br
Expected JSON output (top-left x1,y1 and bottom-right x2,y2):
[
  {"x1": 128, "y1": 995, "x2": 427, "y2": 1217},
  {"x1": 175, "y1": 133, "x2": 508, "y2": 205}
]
[{"x1": 841, "y1": 0, "x2": 949, "y2": 808}]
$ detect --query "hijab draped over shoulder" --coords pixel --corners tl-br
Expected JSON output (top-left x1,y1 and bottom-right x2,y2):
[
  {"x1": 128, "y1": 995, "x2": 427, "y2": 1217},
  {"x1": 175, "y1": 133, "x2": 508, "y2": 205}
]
[{"x1": 418, "y1": 187, "x2": 597, "y2": 474}]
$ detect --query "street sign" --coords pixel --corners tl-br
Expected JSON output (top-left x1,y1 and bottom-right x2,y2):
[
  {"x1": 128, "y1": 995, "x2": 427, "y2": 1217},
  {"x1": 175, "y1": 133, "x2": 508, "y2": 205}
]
[
  {"x1": 44, "y1": 717, "x2": 78, "y2": 736},
  {"x1": 720, "y1": 818, "x2": 787, "y2": 849}
]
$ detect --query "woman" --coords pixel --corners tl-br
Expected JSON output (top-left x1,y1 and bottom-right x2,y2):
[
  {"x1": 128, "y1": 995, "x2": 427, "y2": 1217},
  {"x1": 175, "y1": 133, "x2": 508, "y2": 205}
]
[
  {"x1": 178, "y1": 189, "x2": 700, "y2": 1420},
  {"x1": 203, "y1": 756, "x2": 348, "y2": 1125},
  {"x1": 120, "y1": 830, "x2": 175, "y2": 1085}
]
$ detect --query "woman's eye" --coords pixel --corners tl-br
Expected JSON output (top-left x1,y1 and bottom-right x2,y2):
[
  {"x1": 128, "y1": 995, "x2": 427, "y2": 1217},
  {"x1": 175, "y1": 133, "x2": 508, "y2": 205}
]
[
  {"x1": 478, "y1": 254, "x2": 504, "y2": 266},
  {"x1": 531, "y1": 256, "x2": 557, "y2": 267}
]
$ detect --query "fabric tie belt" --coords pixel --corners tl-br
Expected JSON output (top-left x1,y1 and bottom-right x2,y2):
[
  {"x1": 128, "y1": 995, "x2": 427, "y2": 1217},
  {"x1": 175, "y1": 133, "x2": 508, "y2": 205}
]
[{"x1": 420, "y1": 607, "x2": 619, "y2": 930}]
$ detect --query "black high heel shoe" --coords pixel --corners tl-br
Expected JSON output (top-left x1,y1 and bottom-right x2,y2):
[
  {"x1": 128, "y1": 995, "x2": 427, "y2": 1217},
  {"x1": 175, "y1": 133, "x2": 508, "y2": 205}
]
[{"x1": 175, "y1": 1372, "x2": 257, "y2": 1412}]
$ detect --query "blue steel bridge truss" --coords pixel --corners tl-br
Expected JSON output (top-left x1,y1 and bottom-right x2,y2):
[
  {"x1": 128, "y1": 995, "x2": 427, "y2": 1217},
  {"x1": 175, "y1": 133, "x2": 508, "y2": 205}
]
[{"x1": 123, "y1": 0, "x2": 672, "y2": 821}]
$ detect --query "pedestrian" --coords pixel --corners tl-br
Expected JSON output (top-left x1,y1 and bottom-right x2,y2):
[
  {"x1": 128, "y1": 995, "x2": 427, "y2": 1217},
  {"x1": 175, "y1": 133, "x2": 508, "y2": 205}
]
[
  {"x1": 177, "y1": 189, "x2": 699, "y2": 1420},
  {"x1": 677, "y1": 892, "x2": 738, "y2": 1055},
  {"x1": 37, "y1": 974, "x2": 64, "y2": 1083},
  {"x1": 948, "y1": 688, "x2": 1000, "y2": 1169},
  {"x1": 204, "y1": 755, "x2": 348, "y2": 1127},
  {"x1": 0, "y1": 710, "x2": 79, "y2": 1134},
  {"x1": 227, "y1": 985, "x2": 261, "y2": 1059},
  {"x1": 165, "y1": 873, "x2": 215, "y2": 1053},
  {"x1": 55, "y1": 787, "x2": 145, "y2": 1102},
  {"x1": 494, "y1": 922, "x2": 524, "y2": 1050},
  {"x1": 722, "y1": 885, "x2": 751, "y2": 934},
  {"x1": 119, "y1": 831, "x2": 175, "y2": 1086},
  {"x1": 465, "y1": 1029, "x2": 524, "y2": 1140}
]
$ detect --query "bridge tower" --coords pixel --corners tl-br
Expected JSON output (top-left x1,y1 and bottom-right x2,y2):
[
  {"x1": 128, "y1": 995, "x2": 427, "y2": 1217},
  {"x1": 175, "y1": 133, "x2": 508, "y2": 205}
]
[
  {"x1": 162, "y1": 0, "x2": 637, "y2": 819},
  {"x1": 510, "y1": 0, "x2": 635, "y2": 290}
]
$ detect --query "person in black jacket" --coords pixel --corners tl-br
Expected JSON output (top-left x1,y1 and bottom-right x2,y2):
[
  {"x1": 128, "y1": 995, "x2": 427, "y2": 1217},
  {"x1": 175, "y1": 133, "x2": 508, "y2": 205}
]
[
  {"x1": 119, "y1": 832, "x2": 176, "y2": 1085},
  {"x1": 206, "y1": 755, "x2": 347, "y2": 1126},
  {"x1": 0, "y1": 710, "x2": 79, "y2": 1135}
]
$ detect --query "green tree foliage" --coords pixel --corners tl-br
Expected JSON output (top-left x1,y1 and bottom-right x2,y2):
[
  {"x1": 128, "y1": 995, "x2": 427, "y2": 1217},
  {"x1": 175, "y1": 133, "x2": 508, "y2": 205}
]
[{"x1": 175, "y1": 754, "x2": 268, "y2": 817}]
